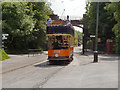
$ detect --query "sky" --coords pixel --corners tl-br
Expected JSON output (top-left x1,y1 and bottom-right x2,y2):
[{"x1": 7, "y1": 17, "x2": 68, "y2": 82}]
[
  {"x1": 49, "y1": 0, "x2": 87, "y2": 18},
  {"x1": 48, "y1": 0, "x2": 87, "y2": 32}
]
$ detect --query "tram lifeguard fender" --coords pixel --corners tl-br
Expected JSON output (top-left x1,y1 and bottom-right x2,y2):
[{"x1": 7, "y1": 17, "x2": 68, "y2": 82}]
[{"x1": 47, "y1": 26, "x2": 74, "y2": 36}]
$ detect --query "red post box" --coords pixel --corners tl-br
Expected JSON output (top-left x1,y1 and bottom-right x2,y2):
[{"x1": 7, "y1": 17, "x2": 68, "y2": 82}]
[{"x1": 107, "y1": 39, "x2": 113, "y2": 54}]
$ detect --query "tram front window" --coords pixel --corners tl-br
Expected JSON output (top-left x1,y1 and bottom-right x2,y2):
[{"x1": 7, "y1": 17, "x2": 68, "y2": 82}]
[
  {"x1": 52, "y1": 39, "x2": 61, "y2": 50},
  {"x1": 48, "y1": 37, "x2": 69, "y2": 50}
]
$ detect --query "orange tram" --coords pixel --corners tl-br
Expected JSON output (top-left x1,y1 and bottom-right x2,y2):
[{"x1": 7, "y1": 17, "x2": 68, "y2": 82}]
[{"x1": 46, "y1": 20, "x2": 75, "y2": 64}]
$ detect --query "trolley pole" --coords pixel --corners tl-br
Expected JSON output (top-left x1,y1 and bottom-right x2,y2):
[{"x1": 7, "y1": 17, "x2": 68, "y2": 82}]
[
  {"x1": 93, "y1": 2, "x2": 99, "y2": 63},
  {"x1": 67, "y1": 15, "x2": 69, "y2": 20}
]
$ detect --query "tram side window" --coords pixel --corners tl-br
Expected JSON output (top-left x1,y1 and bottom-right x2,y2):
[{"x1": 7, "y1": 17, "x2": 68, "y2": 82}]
[{"x1": 48, "y1": 38, "x2": 53, "y2": 50}]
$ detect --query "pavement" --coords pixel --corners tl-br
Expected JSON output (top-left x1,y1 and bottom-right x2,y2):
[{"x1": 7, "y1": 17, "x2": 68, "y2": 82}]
[
  {"x1": 2, "y1": 51, "x2": 65, "y2": 88},
  {"x1": 42, "y1": 47, "x2": 118, "y2": 88},
  {"x1": 1, "y1": 47, "x2": 119, "y2": 88},
  {"x1": 2, "y1": 52, "x2": 47, "y2": 73}
]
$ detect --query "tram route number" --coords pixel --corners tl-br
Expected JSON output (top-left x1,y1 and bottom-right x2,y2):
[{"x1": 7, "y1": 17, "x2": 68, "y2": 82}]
[{"x1": 54, "y1": 51, "x2": 60, "y2": 53}]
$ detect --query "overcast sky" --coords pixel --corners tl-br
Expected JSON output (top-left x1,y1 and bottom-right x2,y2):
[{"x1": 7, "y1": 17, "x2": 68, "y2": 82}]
[
  {"x1": 49, "y1": 0, "x2": 87, "y2": 32},
  {"x1": 49, "y1": 0, "x2": 87, "y2": 19}
]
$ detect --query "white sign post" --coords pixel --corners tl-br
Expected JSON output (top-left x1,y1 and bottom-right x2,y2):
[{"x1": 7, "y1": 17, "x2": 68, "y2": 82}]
[
  {"x1": 2, "y1": 34, "x2": 9, "y2": 50},
  {"x1": 90, "y1": 35, "x2": 95, "y2": 38}
]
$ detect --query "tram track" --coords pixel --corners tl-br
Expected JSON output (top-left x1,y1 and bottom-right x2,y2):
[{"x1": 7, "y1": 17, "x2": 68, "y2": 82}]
[
  {"x1": 2, "y1": 51, "x2": 79, "y2": 75},
  {"x1": 2, "y1": 57, "x2": 68, "y2": 88},
  {"x1": 33, "y1": 56, "x2": 78, "y2": 88},
  {"x1": 33, "y1": 65, "x2": 65, "y2": 88},
  {"x1": 2, "y1": 47, "x2": 80, "y2": 88},
  {"x1": 36, "y1": 53, "x2": 81, "y2": 88}
]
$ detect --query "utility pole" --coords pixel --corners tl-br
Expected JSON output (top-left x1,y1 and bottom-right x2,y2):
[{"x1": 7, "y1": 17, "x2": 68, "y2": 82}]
[
  {"x1": 82, "y1": 28, "x2": 85, "y2": 55},
  {"x1": 93, "y1": 2, "x2": 99, "y2": 62}
]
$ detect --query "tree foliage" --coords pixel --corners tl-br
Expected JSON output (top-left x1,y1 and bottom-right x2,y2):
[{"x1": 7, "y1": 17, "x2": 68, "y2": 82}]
[
  {"x1": 2, "y1": 2, "x2": 53, "y2": 53},
  {"x1": 105, "y1": 2, "x2": 120, "y2": 54},
  {"x1": 83, "y1": 2, "x2": 120, "y2": 54},
  {"x1": 74, "y1": 30, "x2": 82, "y2": 46}
]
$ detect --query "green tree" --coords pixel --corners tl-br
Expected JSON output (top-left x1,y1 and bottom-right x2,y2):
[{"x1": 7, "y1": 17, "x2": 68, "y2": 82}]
[
  {"x1": 105, "y1": 2, "x2": 120, "y2": 54},
  {"x1": 2, "y1": 2, "x2": 34, "y2": 51},
  {"x1": 2, "y1": 2, "x2": 53, "y2": 53},
  {"x1": 74, "y1": 30, "x2": 82, "y2": 46},
  {"x1": 83, "y1": 2, "x2": 116, "y2": 52},
  {"x1": 26, "y1": 2, "x2": 53, "y2": 50}
]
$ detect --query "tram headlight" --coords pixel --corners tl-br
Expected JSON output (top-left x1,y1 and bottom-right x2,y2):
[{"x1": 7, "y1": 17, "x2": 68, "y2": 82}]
[{"x1": 55, "y1": 54, "x2": 59, "y2": 57}]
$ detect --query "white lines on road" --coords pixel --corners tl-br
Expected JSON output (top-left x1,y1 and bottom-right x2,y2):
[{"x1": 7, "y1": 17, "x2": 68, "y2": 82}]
[{"x1": 33, "y1": 60, "x2": 48, "y2": 66}]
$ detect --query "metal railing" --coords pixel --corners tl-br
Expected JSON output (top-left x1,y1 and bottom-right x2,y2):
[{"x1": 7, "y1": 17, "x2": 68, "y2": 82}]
[{"x1": 28, "y1": 49, "x2": 42, "y2": 57}]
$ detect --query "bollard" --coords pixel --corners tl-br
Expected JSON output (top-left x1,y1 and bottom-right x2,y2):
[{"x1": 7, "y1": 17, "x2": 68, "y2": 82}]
[{"x1": 93, "y1": 51, "x2": 98, "y2": 62}]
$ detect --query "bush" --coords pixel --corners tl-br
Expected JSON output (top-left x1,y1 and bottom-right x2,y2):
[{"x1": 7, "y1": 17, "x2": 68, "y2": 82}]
[{"x1": 0, "y1": 49, "x2": 10, "y2": 61}]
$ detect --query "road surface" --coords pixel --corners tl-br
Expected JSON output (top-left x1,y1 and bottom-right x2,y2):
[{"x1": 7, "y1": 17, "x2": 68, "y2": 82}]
[{"x1": 2, "y1": 47, "x2": 118, "y2": 88}]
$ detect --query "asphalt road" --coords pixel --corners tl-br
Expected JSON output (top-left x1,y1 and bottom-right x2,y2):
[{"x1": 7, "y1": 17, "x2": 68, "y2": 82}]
[
  {"x1": 2, "y1": 53, "x2": 65, "y2": 88},
  {"x1": 2, "y1": 47, "x2": 118, "y2": 88}
]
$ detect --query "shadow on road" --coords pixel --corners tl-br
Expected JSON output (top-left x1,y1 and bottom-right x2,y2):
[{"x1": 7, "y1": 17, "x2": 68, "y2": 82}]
[
  {"x1": 100, "y1": 57, "x2": 118, "y2": 61},
  {"x1": 74, "y1": 52, "x2": 90, "y2": 56},
  {"x1": 34, "y1": 61, "x2": 67, "y2": 68},
  {"x1": 81, "y1": 62, "x2": 94, "y2": 65}
]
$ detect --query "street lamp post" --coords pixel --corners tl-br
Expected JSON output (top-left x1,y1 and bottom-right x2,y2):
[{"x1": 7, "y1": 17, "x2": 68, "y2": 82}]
[{"x1": 93, "y1": 2, "x2": 99, "y2": 63}]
